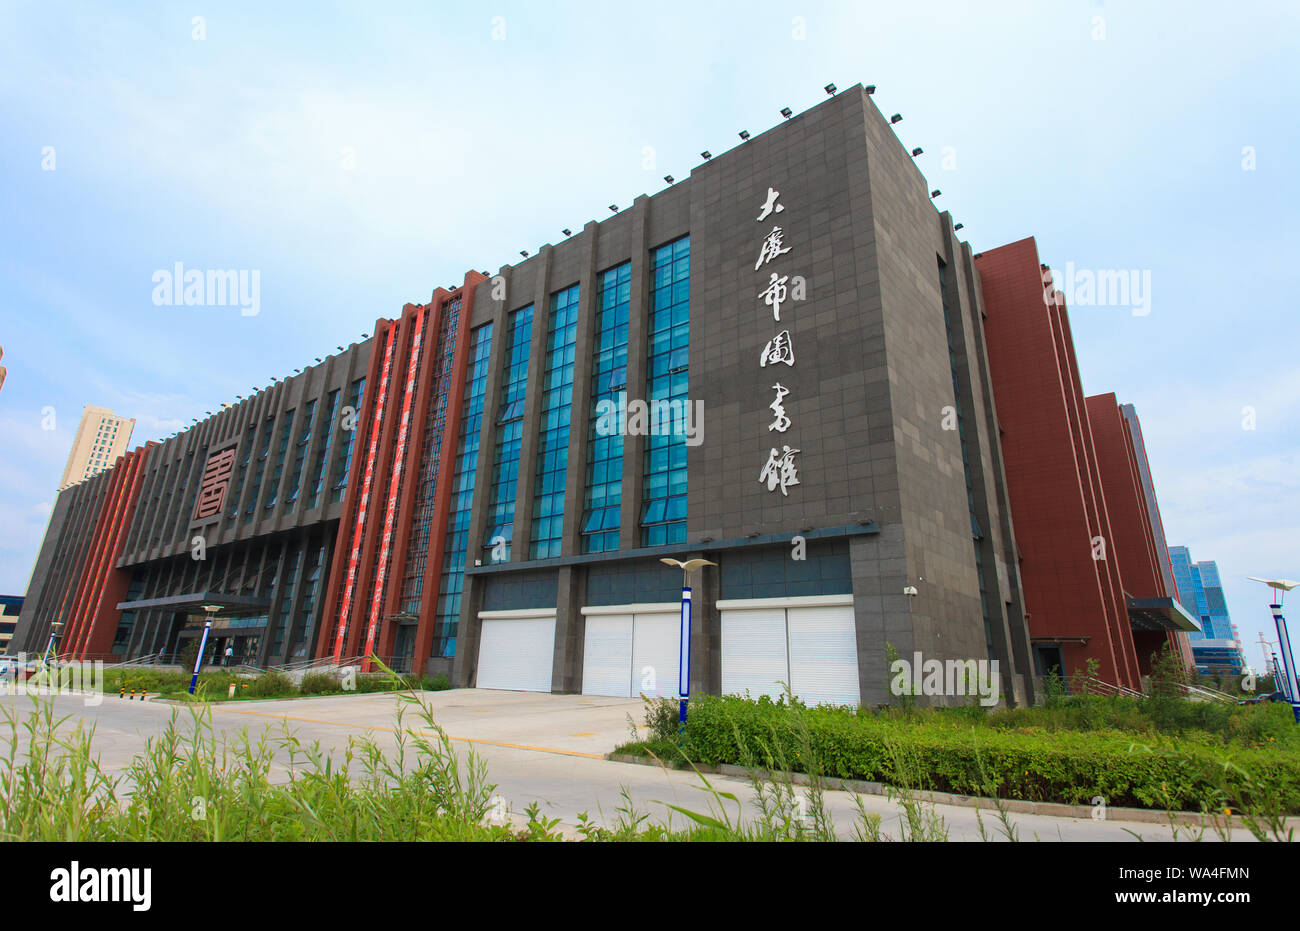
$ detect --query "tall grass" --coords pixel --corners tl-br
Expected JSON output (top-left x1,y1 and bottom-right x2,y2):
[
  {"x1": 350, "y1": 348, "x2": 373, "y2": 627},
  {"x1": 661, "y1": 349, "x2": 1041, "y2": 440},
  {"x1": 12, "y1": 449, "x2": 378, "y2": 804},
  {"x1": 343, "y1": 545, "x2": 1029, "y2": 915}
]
[{"x1": 0, "y1": 689, "x2": 504, "y2": 842}]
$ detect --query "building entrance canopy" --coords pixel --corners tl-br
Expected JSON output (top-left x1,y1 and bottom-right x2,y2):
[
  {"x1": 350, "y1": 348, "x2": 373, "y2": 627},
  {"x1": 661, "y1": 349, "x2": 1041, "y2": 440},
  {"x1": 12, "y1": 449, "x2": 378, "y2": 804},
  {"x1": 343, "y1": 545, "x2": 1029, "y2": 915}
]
[
  {"x1": 115, "y1": 591, "x2": 272, "y2": 618},
  {"x1": 1126, "y1": 596, "x2": 1201, "y2": 632}
]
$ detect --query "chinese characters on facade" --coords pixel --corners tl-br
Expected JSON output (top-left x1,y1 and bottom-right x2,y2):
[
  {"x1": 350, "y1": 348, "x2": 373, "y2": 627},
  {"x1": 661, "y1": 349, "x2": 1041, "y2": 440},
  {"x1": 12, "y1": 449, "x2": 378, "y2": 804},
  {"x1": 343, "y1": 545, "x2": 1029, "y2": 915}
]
[
  {"x1": 192, "y1": 447, "x2": 236, "y2": 520},
  {"x1": 753, "y1": 186, "x2": 801, "y2": 496}
]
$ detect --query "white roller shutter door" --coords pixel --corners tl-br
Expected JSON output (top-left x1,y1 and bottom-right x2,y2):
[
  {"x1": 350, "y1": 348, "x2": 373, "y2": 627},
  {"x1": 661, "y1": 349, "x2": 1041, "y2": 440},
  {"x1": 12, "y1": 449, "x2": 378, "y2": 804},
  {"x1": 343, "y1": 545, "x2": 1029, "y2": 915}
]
[
  {"x1": 721, "y1": 607, "x2": 789, "y2": 701},
  {"x1": 581, "y1": 614, "x2": 633, "y2": 697},
  {"x1": 476, "y1": 613, "x2": 555, "y2": 692},
  {"x1": 631, "y1": 611, "x2": 680, "y2": 699},
  {"x1": 787, "y1": 604, "x2": 860, "y2": 707}
]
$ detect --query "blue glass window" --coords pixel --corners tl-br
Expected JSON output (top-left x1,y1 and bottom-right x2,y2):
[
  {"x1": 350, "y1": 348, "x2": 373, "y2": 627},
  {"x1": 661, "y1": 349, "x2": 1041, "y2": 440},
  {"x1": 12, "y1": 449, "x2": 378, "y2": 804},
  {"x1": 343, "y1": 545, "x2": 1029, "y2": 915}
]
[
  {"x1": 329, "y1": 378, "x2": 366, "y2": 504},
  {"x1": 583, "y1": 263, "x2": 630, "y2": 553},
  {"x1": 433, "y1": 324, "x2": 493, "y2": 658},
  {"x1": 531, "y1": 285, "x2": 579, "y2": 559},
  {"x1": 641, "y1": 237, "x2": 689, "y2": 546},
  {"x1": 485, "y1": 305, "x2": 533, "y2": 561},
  {"x1": 307, "y1": 389, "x2": 340, "y2": 509}
]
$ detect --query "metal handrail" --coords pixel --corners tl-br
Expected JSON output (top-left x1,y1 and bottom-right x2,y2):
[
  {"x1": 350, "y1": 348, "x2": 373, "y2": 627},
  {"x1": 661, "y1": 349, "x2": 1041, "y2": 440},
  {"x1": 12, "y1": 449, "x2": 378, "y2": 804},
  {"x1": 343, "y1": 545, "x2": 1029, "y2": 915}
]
[
  {"x1": 1177, "y1": 682, "x2": 1237, "y2": 704},
  {"x1": 276, "y1": 655, "x2": 367, "y2": 673},
  {"x1": 1074, "y1": 675, "x2": 1144, "y2": 698}
]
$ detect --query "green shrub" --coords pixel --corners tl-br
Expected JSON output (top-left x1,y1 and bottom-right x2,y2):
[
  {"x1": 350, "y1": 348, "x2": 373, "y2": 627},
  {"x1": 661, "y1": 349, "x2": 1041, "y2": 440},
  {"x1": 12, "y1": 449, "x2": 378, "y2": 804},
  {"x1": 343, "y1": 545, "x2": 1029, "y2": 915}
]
[
  {"x1": 420, "y1": 674, "x2": 452, "y2": 691},
  {"x1": 106, "y1": 668, "x2": 240, "y2": 696},
  {"x1": 629, "y1": 694, "x2": 1300, "y2": 814},
  {"x1": 299, "y1": 672, "x2": 342, "y2": 695},
  {"x1": 246, "y1": 670, "x2": 294, "y2": 698},
  {"x1": 643, "y1": 695, "x2": 682, "y2": 741}
]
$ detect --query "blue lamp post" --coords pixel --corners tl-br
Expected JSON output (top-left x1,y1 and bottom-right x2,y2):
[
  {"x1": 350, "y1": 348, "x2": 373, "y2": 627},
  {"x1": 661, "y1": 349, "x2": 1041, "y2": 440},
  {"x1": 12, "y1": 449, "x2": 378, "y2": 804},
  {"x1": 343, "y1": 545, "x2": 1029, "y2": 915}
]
[
  {"x1": 189, "y1": 605, "x2": 222, "y2": 695},
  {"x1": 42, "y1": 621, "x2": 64, "y2": 665},
  {"x1": 659, "y1": 558, "x2": 717, "y2": 727},
  {"x1": 1249, "y1": 578, "x2": 1299, "y2": 722}
]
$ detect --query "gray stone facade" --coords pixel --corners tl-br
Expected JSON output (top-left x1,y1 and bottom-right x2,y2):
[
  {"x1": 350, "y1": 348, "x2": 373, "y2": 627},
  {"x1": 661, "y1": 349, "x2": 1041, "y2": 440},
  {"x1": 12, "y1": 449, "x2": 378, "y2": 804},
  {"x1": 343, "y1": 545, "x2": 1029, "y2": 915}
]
[{"x1": 458, "y1": 85, "x2": 1032, "y2": 705}]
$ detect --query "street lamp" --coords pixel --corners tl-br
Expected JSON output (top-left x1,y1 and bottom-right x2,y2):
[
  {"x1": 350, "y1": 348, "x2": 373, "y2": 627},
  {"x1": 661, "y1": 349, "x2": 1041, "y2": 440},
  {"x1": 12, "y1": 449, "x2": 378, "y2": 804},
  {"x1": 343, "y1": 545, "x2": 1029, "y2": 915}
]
[
  {"x1": 659, "y1": 557, "x2": 717, "y2": 727},
  {"x1": 1248, "y1": 577, "x2": 1299, "y2": 721},
  {"x1": 43, "y1": 621, "x2": 64, "y2": 665},
  {"x1": 189, "y1": 605, "x2": 223, "y2": 695}
]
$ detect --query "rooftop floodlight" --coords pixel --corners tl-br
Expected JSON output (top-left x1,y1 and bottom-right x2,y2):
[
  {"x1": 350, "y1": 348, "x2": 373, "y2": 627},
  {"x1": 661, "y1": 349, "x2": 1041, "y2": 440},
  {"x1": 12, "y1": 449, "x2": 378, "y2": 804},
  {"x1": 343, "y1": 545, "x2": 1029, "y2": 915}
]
[
  {"x1": 931, "y1": 189, "x2": 941, "y2": 198},
  {"x1": 825, "y1": 83, "x2": 837, "y2": 95},
  {"x1": 739, "y1": 130, "x2": 750, "y2": 140},
  {"x1": 865, "y1": 84, "x2": 876, "y2": 95},
  {"x1": 701, "y1": 151, "x2": 712, "y2": 159},
  {"x1": 664, "y1": 174, "x2": 674, "y2": 184},
  {"x1": 609, "y1": 204, "x2": 618, "y2": 212},
  {"x1": 911, "y1": 147, "x2": 923, "y2": 156},
  {"x1": 954, "y1": 223, "x2": 964, "y2": 231},
  {"x1": 520, "y1": 250, "x2": 529, "y2": 258},
  {"x1": 890, "y1": 113, "x2": 903, "y2": 124},
  {"x1": 780, "y1": 107, "x2": 793, "y2": 118},
  {"x1": 562, "y1": 228, "x2": 571, "y2": 236}
]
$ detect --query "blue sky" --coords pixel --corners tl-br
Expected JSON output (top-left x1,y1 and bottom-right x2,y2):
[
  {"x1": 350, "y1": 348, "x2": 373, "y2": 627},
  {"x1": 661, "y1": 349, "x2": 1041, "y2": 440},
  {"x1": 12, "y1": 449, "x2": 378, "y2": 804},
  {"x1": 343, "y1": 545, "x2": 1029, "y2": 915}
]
[{"x1": 1, "y1": 1, "x2": 1296, "y2": 672}]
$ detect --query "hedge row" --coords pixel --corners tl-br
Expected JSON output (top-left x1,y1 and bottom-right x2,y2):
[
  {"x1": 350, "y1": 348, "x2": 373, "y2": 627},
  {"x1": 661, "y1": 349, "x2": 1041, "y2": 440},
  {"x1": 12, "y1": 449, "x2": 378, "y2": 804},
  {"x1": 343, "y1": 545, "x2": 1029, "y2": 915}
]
[
  {"x1": 657, "y1": 696, "x2": 1300, "y2": 815},
  {"x1": 102, "y1": 667, "x2": 451, "y2": 699}
]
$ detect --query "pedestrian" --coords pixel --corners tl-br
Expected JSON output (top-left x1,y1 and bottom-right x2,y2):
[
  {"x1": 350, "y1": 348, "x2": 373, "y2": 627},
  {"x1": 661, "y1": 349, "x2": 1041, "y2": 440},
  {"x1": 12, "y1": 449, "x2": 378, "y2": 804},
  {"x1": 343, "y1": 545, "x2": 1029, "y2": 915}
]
[
  {"x1": 158, "y1": 646, "x2": 165, "y2": 665},
  {"x1": 224, "y1": 644, "x2": 234, "y2": 667}
]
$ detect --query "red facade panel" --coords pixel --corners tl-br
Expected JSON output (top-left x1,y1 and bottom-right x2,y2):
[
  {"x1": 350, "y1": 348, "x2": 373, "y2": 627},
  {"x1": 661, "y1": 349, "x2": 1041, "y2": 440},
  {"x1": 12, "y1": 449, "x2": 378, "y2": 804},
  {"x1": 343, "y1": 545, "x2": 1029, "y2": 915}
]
[
  {"x1": 57, "y1": 444, "x2": 154, "y2": 661},
  {"x1": 77, "y1": 448, "x2": 152, "y2": 660},
  {"x1": 361, "y1": 303, "x2": 427, "y2": 668},
  {"x1": 976, "y1": 239, "x2": 1141, "y2": 690},
  {"x1": 329, "y1": 319, "x2": 399, "y2": 661},
  {"x1": 315, "y1": 271, "x2": 486, "y2": 674},
  {"x1": 1086, "y1": 393, "x2": 1191, "y2": 672}
]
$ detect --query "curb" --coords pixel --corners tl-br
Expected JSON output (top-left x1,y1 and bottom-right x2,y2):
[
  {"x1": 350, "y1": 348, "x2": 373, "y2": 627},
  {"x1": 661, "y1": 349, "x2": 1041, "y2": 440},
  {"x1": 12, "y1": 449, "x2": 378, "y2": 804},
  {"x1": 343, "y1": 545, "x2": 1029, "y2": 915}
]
[{"x1": 604, "y1": 753, "x2": 1279, "y2": 829}]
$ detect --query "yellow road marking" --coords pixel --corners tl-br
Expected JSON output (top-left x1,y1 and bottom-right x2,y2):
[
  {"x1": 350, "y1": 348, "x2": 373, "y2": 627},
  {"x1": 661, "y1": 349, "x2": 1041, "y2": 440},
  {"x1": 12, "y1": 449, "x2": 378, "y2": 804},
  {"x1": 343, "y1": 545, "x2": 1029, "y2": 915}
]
[{"x1": 211, "y1": 707, "x2": 606, "y2": 759}]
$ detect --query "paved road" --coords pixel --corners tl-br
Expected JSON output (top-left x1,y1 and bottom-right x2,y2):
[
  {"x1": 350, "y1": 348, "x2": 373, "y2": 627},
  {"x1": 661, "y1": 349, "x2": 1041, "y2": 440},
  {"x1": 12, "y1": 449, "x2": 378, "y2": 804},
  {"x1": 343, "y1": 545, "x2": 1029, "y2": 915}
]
[{"x1": 0, "y1": 686, "x2": 1257, "y2": 841}]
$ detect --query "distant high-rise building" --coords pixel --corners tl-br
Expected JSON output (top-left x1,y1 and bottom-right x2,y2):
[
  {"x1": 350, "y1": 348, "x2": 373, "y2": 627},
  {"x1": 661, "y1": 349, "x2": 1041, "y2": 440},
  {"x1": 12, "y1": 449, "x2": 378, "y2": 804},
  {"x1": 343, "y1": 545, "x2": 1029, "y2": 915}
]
[
  {"x1": 58, "y1": 406, "x2": 136, "y2": 490},
  {"x1": 0, "y1": 595, "x2": 22, "y2": 653},
  {"x1": 1168, "y1": 545, "x2": 1246, "y2": 674}
]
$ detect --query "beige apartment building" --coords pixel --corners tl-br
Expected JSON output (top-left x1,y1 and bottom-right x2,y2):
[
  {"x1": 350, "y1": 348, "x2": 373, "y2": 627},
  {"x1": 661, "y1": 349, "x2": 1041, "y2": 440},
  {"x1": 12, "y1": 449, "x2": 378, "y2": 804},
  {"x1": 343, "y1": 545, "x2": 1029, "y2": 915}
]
[{"x1": 58, "y1": 406, "x2": 136, "y2": 490}]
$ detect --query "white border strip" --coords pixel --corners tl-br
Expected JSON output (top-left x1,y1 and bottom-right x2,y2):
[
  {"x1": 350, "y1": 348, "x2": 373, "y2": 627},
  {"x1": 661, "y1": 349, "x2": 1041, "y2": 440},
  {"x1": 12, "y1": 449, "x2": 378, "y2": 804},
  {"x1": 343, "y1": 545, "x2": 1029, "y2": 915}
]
[
  {"x1": 478, "y1": 608, "x2": 558, "y2": 620},
  {"x1": 716, "y1": 594, "x2": 854, "y2": 610},
  {"x1": 580, "y1": 602, "x2": 681, "y2": 617}
]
